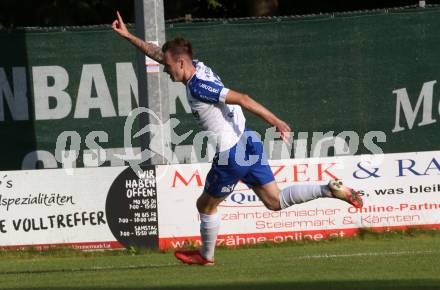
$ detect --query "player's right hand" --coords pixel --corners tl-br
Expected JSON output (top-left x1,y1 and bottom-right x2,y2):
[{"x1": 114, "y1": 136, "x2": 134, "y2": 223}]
[
  {"x1": 275, "y1": 120, "x2": 292, "y2": 144},
  {"x1": 112, "y1": 11, "x2": 130, "y2": 38}
]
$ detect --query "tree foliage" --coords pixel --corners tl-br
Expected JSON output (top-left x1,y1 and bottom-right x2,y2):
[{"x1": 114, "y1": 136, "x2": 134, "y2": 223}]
[
  {"x1": 0, "y1": 0, "x2": 437, "y2": 28},
  {"x1": 0, "y1": 0, "x2": 133, "y2": 28}
]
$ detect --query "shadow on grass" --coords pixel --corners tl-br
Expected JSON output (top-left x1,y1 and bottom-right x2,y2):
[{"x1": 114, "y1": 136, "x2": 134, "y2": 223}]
[{"x1": 6, "y1": 280, "x2": 440, "y2": 290}]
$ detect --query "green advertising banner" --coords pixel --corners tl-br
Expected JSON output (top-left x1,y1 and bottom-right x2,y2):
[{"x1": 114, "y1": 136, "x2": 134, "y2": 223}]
[
  {"x1": 166, "y1": 7, "x2": 440, "y2": 159},
  {"x1": 1, "y1": 7, "x2": 440, "y2": 170},
  {"x1": 0, "y1": 26, "x2": 141, "y2": 170}
]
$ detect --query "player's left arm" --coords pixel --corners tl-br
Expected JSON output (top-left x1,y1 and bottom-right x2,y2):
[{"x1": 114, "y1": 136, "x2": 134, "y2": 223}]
[
  {"x1": 112, "y1": 11, "x2": 164, "y2": 64},
  {"x1": 225, "y1": 90, "x2": 291, "y2": 142}
]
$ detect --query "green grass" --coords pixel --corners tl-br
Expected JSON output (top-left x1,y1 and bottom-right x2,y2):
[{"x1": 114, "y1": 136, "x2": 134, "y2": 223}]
[{"x1": 1, "y1": 231, "x2": 440, "y2": 290}]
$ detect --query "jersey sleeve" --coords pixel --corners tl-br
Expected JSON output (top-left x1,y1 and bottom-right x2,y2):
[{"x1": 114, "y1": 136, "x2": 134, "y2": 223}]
[{"x1": 187, "y1": 76, "x2": 229, "y2": 104}]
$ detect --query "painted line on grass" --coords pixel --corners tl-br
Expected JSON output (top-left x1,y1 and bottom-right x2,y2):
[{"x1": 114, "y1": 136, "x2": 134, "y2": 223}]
[
  {"x1": 297, "y1": 250, "x2": 437, "y2": 260},
  {"x1": 1, "y1": 250, "x2": 437, "y2": 274}
]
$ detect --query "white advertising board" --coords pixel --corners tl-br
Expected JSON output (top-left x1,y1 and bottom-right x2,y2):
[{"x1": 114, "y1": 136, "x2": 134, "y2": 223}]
[
  {"x1": 0, "y1": 165, "x2": 159, "y2": 250},
  {"x1": 1, "y1": 151, "x2": 439, "y2": 250},
  {"x1": 0, "y1": 167, "x2": 123, "y2": 249},
  {"x1": 156, "y1": 151, "x2": 440, "y2": 248}
]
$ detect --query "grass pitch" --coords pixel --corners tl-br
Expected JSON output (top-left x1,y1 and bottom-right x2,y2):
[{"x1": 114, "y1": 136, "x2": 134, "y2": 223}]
[{"x1": 1, "y1": 231, "x2": 440, "y2": 290}]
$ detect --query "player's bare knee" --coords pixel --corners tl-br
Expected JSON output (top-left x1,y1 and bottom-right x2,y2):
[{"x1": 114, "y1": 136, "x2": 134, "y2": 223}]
[
  {"x1": 196, "y1": 194, "x2": 218, "y2": 214},
  {"x1": 264, "y1": 200, "x2": 281, "y2": 211},
  {"x1": 196, "y1": 196, "x2": 205, "y2": 213}
]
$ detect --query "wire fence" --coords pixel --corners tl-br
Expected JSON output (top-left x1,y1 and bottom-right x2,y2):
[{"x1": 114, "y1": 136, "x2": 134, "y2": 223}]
[{"x1": 165, "y1": 3, "x2": 440, "y2": 24}]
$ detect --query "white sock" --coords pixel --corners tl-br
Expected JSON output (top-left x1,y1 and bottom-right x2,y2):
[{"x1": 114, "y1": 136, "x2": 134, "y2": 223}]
[
  {"x1": 199, "y1": 212, "x2": 220, "y2": 261},
  {"x1": 279, "y1": 184, "x2": 331, "y2": 209}
]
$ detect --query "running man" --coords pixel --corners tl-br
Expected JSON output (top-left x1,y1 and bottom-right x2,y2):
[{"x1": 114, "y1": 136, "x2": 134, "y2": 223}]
[{"x1": 112, "y1": 11, "x2": 363, "y2": 266}]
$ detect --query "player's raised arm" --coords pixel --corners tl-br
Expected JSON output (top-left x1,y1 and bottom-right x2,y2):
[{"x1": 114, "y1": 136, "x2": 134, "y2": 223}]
[
  {"x1": 225, "y1": 90, "x2": 291, "y2": 142},
  {"x1": 112, "y1": 11, "x2": 164, "y2": 64}
]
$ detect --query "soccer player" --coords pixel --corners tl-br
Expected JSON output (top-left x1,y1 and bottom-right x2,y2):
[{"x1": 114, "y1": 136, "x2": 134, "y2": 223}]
[{"x1": 112, "y1": 11, "x2": 363, "y2": 266}]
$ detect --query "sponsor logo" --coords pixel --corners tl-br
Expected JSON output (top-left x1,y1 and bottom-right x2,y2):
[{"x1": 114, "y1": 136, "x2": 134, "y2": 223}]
[
  {"x1": 221, "y1": 184, "x2": 236, "y2": 193},
  {"x1": 220, "y1": 191, "x2": 264, "y2": 208},
  {"x1": 199, "y1": 83, "x2": 219, "y2": 94}
]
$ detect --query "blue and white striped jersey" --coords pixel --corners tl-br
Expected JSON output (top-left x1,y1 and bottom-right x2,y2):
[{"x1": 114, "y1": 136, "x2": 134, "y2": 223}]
[{"x1": 186, "y1": 60, "x2": 246, "y2": 152}]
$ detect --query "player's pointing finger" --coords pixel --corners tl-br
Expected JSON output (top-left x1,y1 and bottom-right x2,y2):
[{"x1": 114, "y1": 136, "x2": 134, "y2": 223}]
[{"x1": 116, "y1": 11, "x2": 123, "y2": 23}]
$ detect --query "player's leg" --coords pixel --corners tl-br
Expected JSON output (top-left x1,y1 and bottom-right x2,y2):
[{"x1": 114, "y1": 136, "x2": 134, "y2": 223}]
[
  {"x1": 174, "y1": 191, "x2": 226, "y2": 266},
  {"x1": 175, "y1": 148, "x2": 243, "y2": 266},
  {"x1": 250, "y1": 176, "x2": 363, "y2": 210},
  {"x1": 196, "y1": 191, "x2": 225, "y2": 261},
  {"x1": 251, "y1": 180, "x2": 333, "y2": 211}
]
